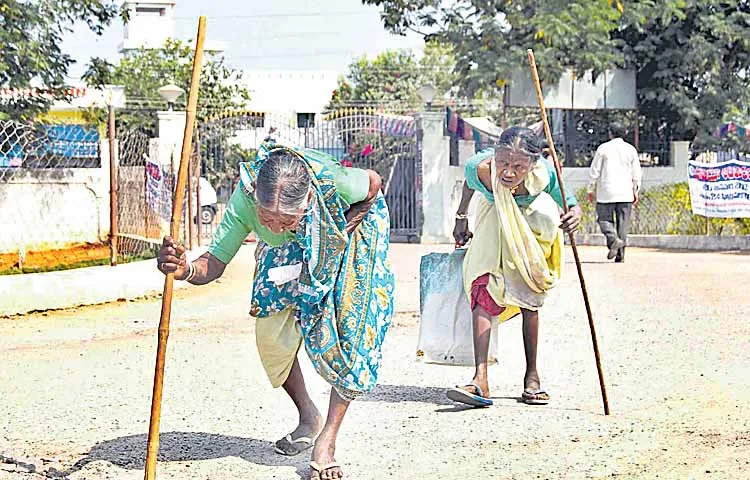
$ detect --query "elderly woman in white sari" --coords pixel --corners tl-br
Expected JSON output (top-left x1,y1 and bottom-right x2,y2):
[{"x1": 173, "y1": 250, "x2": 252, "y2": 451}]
[{"x1": 448, "y1": 127, "x2": 582, "y2": 408}]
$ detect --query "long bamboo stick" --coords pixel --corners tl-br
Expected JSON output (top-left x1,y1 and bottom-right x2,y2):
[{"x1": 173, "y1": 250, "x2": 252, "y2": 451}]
[
  {"x1": 143, "y1": 17, "x2": 207, "y2": 480},
  {"x1": 526, "y1": 49, "x2": 610, "y2": 415}
]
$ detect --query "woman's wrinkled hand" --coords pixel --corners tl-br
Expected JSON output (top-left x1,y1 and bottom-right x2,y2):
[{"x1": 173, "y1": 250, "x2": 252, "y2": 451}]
[
  {"x1": 453, "y1": 218, "x2": 473, "y2": 247},
  {"x1": 560, "y1": 205, "x2": 583, "y2": 234},
  {"x1": 156, "y1": 236, "x2": 188, "y2": 280}
]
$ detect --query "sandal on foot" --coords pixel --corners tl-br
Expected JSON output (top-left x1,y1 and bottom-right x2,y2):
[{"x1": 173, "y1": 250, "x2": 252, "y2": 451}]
[
  {"x1": 310, "y1": 461, "x2": 342, "y2": 480},
  {"x1": 446, "y1": 382, "x2": 493, "y2": 407},
  {"x1": 274, "y1": 434, "x2": 314, "y2": 456},
  {"x1": 522, "y1": 388, "x2": 550, "y2": 405}
]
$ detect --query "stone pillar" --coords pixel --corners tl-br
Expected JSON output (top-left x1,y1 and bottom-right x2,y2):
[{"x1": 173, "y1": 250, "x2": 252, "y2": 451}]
[
  {"x1": 671, "y1": 141, "x2": 690, "y2": 172},
  {"x1": 157, "y1": 110, "x2": 186, "y2": 171},
  {"x1": 419, "y1": 111, "x2": 453, "y2": 244}
]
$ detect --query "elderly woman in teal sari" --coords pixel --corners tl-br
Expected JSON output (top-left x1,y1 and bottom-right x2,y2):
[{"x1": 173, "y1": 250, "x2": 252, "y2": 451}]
[{"x1": 157, "y1": 143, "x2": 394, "y2": 480}]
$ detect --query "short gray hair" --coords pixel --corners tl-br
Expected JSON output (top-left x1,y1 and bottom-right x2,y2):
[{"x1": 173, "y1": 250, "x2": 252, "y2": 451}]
[
  {"x1": 255, "y1": 149, "x2": 312, "y2": 214},
  {"x1": 493, "y1": 126, "x2": 542, "y2": 163}
]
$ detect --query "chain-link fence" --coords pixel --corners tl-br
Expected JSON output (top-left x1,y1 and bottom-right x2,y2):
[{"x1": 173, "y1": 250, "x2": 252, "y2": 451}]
[
  {"x1": 577, "y1": 183, "x2": 750, "y2": 237},
  {"x1": 0, "y1": 119, "x2": 112, "y2": 274},
  {"x1": 115, "y1": 128, "x2": 163, "y2": 264},
  {"x1": 115, "y1": 124, "x2": 205, "y2": 260},
  {"x1": 0, "y1": 117, "x2": 199, "y2": 275},
  {"x1": 2, "y1": 107, "x2": 748, "y2": 276}
]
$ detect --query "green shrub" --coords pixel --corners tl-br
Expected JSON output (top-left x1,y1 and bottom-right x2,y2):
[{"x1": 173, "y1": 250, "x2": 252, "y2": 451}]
[{"x1": 575, "y1": 183, "x2": 750, "y2": 236}]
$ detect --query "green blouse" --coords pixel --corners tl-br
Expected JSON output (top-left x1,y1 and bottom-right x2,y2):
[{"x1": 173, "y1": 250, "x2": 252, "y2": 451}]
[
  {"x1": 208, "y1": 158, "x2": 370, "y2": 264},
  {"x1": 465, "y1": 148, "x2": 578, "y2": 209}
]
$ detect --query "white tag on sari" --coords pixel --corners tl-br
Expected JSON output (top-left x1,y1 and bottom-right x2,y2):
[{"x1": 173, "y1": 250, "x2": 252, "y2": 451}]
[{"x1": 267, "y1": 263, "x2": 303, "y2": 286}]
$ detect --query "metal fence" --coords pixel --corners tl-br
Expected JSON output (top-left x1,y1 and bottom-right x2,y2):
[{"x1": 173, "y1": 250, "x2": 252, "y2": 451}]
[
  {"x1": 577, "y1": 182, "x2": 750, "y2": 236},
  {"x1": 503, "y1": 107, "x2": 673, "y2": 167},
  {"x1": 0, "y1": 119, "x2": 114, "y2": 274},
  {"x1": 3, "y1": 111, "x2": 748, "y2": 276},
  {"x1": 0, "y1": 118, "x2": 182, "y2": 275},
  {"x1": 197, "y1": 108, "x2": 423, "y2": 242},
  {"x1": 115, "y1": 129, "x2": 165, "y2": 260},
  {"x1": 115, "y1": 126, "x2": 203, "y2": 256}
]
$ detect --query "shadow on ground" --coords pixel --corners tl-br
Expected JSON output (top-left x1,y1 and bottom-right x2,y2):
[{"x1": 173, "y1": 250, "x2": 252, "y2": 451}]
[
  {"x1": 40, "y1": 386, "x2": 456, "y2": 478},
  {"x1": 360, "y1": 384, "x2": 454, "y2": 405},
  {"x1": 51, "y1": 432, "x2": 307, "y2": 479}
]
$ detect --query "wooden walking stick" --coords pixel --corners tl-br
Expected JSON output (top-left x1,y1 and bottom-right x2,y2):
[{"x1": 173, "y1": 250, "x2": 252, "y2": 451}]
[
  {"x1": 526, "y1": 49, "x2": 610, "y2": 415},
  {"x1": 144, "y1": 17, "x2": 207, "y2": 480}
]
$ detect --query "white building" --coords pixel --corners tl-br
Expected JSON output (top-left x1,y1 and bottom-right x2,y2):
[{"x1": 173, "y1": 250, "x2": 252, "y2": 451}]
[
  {"x1": 228, "y1": 70, "x2": 341, "y2": 150},
  {"x1": 119, "y1": 0, "x2": 225, "y2": 53},
  {"x1": 241, "y1": 70, "x2": 340, "y2": 114},
  {"x1": 119, "y1": 1, "x2": 339, "y2": 116}
]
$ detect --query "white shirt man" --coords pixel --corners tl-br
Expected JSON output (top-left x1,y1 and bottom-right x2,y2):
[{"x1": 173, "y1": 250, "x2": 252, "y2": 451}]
[{"x1": 588, "y1": 131, "x2": 643, "y2": 263}]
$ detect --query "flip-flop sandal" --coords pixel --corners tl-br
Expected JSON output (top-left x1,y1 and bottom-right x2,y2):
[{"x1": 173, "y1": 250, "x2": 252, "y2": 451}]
[
  {"x1": 309, "y1": 461, "x2": 342, "y2": 480},
  {"x1": 522, "y1": 388, "x2": 551, "y2": 405},
  {"x1": 446, "y1": 382, "x2": 494, "y2": 407},
  {"x1": 274, "y1": 434, "x2": 314, "y2": 456}
]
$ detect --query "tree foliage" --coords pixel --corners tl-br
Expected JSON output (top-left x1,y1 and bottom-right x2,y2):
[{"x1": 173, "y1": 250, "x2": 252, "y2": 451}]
[
  {"x1": 83, "y1": 39, "x2": 250, "y2": 135},
  {"x1": 328, "y1": 50, "x2": 423, "y2": 109},
  {"x1": 328, "y1": 40, "x2": 458, "y2": 110},
  {"x1": 617, "y1": 1, "x2": 750, "y2": 142},
  {"x1": 0, "y1": 0, "x2": 120, "y2": 120},
  {"x1": 364, "y1": 0, "x2": 750, "y2": 141}
]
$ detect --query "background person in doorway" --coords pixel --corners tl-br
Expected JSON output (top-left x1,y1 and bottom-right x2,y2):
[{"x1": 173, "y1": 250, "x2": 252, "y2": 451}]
[{"x1": 587, "y1": 123, "x2": 643, "y2": 263}]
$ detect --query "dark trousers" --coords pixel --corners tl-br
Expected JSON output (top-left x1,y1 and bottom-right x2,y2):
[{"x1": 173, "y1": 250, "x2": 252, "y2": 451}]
[{"x1": 596, "y1": 202, "x2": 632, "y2": 261}]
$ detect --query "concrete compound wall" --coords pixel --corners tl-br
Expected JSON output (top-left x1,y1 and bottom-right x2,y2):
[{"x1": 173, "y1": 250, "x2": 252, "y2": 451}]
[
  {"x1": 0, "y1": 246, "x2": 205, "y2": 317},
  {"x1": 0, "y1": 143, "x2": 113, "y2": 254},
  {"x1": 0, "y1": 127, "x2": 170, "y2": 256}
]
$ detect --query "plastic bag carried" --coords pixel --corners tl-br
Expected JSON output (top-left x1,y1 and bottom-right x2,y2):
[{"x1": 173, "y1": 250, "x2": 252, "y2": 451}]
[{"x1": 417, "y1": 249, "x2": 499, "y2": 366}]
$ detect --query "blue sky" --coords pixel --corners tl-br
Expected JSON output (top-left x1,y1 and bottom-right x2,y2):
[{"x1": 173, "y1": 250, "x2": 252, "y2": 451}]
[{"x1": 64, "y1": 0, "x2": 424, "y2": 80}]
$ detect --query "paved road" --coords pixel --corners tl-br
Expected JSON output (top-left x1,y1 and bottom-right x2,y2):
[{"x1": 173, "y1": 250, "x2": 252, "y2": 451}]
[{"x1": 1, "y1": 245, "x2": 749, "y2": 479}]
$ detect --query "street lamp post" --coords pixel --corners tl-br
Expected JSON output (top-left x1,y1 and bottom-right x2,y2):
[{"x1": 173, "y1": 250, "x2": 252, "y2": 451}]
[
  {"x1": 158, "y1": 83, "x2": 185, "y2": 111},
  {"x1": 417, "y1": 84, "x2": 437, "y2": 110},
  {"x1": 158, "y1": 83, "x2": 190, "y2": 245}
]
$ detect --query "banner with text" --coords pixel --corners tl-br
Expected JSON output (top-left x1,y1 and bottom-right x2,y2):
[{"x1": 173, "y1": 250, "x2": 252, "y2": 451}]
[{"x1": 688, "y1": 160, "x2": 750, "y2": 218}]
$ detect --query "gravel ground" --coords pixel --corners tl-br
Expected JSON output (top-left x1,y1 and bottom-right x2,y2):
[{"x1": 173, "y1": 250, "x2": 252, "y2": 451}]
[{"x1": 1, "y1": 244, "x2": 749, "y2": 480}]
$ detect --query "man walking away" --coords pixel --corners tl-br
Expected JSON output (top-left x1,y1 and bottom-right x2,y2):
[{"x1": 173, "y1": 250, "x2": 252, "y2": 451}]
[{"x1": 587, "y1": 123, "x2": 642, "y2": 263}]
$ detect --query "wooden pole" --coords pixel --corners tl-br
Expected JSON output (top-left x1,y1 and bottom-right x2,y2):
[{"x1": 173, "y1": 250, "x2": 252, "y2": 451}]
[
  {"x1": 182, "y1": 177, "x2": 189, "y2": 247},
  {"x1": 144, "y1": 16, "x2": 206, "y2": 480},
  {"x1": 527, "y1": 49, "x2": 610, "y2": 416},
  {"x1": 501, "y1": 85, "x2": 508, "y2": 130},
  {"x1": 108, "y1": 105, "x2": 118, "y2": 266}
]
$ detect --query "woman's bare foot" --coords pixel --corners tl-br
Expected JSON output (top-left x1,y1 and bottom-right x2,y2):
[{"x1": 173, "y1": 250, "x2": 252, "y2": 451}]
[{"x1": 309, "y1": 429, "x2": 343, "y2": 479}]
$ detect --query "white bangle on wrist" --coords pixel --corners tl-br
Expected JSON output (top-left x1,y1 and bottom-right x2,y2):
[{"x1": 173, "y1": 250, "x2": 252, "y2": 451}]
[{"x1": 184, "y1": 262, "x2": 196, "y2": 282}]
